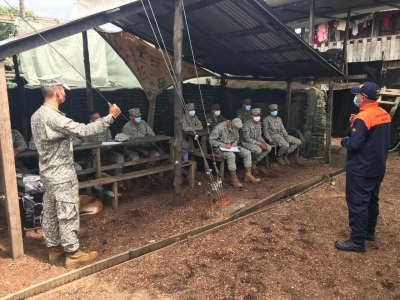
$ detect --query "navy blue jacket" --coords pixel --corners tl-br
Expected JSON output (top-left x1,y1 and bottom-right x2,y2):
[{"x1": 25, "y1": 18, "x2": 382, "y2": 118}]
[{"x1": 341, "y1": 102, "x2": 391, "y2": 177}]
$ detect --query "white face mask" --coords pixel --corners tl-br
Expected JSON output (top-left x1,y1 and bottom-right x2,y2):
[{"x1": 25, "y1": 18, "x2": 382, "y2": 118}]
[
  {"x1": 253, "y1": 116, "x2": 261, "y2": 122},
  {"x1": 189, "y1": 110, "x2": 196, "y2": 116},
  {"x1": 214, "y1": 110, "x2": 221, "y2": 116}
]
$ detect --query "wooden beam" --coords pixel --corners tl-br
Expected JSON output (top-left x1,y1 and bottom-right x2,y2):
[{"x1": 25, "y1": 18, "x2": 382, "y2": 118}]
[
  {"x1": 308, "y1": 0, "x2": 315, "y2": 46},
  {"x1": 325, "y1": 81, "x2": 334, "y2": 164},
  {"x1": 217, "y1": 74, "x2": 367, "y2": 82},
  {"x1": 147, "y1": 98, "x2": 157, "y2": 129},
  {"x1": 82, "y1": 31, "x2": 94, "y2": 112},
  {"x1": 341, "y1": 9, "x2": 352, "y2": 72},
  {"x1": 173, "y1": 0, "x2": 183, "y2": 207},
  {"x1": 286, "y1": 81, "x2": 292, "y2": 129},
  {"x1": 0, "y1": 59, "x2": 24, "y2": 259}
]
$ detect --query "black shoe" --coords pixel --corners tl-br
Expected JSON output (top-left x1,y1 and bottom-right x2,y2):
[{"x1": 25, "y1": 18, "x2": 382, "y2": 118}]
[
  {"x1": 334, "y1": 240, "x2": 365, "y2": 253},
  {"x1": 366, "y1": 234, "x2": 375, "y2": 241}
]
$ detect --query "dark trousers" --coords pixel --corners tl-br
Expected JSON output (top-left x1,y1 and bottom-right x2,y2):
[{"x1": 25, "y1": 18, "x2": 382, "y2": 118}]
[{"x1": 346, "y1": 173, "x2": 384, "y2": 245}]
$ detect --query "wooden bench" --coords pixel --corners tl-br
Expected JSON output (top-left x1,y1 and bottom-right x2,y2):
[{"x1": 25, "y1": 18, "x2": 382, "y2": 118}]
[{"x1": 182, "y1": 160, "x2": 197, "y2": 189}]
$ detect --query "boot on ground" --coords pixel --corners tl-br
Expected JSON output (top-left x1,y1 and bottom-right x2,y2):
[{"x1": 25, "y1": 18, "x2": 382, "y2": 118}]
[
  {"x1": 48, "y1": 245, "x2": 65, "y2": 265},
  {"x1": 230, "y1": 170, "x2": 243, "y2": 188},
  {"x1": 251, "y1": 160, "x2": 259, "y2": 175},
  {"x1": 244, "y1": 168, "x2": 261, "y2": 183},
  {"x1": 283, "y1": 153, "x2": 291, "y2": 165},
  {"x1": 65, "y1": 249, "x2": 99, "y2": 269},
  {"x1": 276, "y1": 156, "x2": 286, "y2": 166}
]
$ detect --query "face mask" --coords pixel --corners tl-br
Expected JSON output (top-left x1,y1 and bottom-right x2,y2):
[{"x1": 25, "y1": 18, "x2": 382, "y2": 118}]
[
  {"x1": 245, "y1": 105, "x2": 251, "y2": 111},
  {"x1": 271, "y1": 111, "x2": 278, "y2": 117},
  {"x1": 214, "y1": 110, "x2": 221, "y2": 116},
  {"x1": 134, "y1": 117, "x2": 141, "y2": 124},
  {"x1": 228, "y1": 128, "x2": 234, "y2": 133},
  {"x1": 353, "y1": 95, "x2": 359, "y2": 107},
  {"x1": 253, "y1": 116, "x2": 261, "y2": 122},
  {"x1": 189, "y1": 110, "x2": 196, "y2": 116}
]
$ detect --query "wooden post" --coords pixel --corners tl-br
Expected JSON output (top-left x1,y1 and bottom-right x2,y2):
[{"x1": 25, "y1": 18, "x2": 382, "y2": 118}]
[
  {"x1": 341, "y1": 9, "x2": 352, "y2": 73},
  {"x1": 19, "y1": 0, "x2": 25, "y2": 18},
  {"x1": 12, "y1": 54, "x2": 28, "y2": 140},
  {"x1": 286, "y1": 81, "x2": 292, "y2": 129},
  {"x1": 325, "y1": 81, "x2": 334, "y2": 164},
  {"x1": 82, "y1": 31, "x2": 93, "y2": 112},
  {"x1": 0, "y1": 59, "x2": 24, "y2": 259},
  {"x1": 308, "y1": 0, "x2": 315, "y2": 46},
  {"x1": 147, "y1": 98, "x2": 156, "y2": 129},
  {"x1": 173, "y1": 0, "x2": 184, "y2": 206}
]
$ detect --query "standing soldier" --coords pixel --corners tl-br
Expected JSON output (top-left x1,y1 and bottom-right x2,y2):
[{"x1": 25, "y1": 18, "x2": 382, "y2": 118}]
[
  {"x1": 84, "y1": 111, "x2": 125, "y2": 187},
  {"x1": 31, "y1": 74, "x2": 121, "y2": 269},
  {"x1": 122, "y1": 108, "x2": 160, "y2": 169},
  {"x1": 209, "y1": 118, "x2": 260, "y2": 188},
  {"x1": 240, "y1": 108, "x2": 271, "y2": 175},
  {"x1": 236, "y1": 99, "x2": 252, "y2": 123},
  {"x1": 206, "y1": 103, "x2": 227, "y2": 129},
  {"x1": 262, "y1": 104, "x2": 301, "y2": 166},
  {"x1": 182, "y1": 103, "x2": 203, "y2": 151}
]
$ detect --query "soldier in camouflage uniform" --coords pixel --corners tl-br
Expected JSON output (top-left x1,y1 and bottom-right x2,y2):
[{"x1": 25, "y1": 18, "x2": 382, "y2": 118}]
[
  {"x1": 209, "y1": 118, "x2": 260, "y2": 188},
  {"x1": 206, "y1": 104, "x2": 227, "y2": 129},
  {"x1": 182, "y1": 103, "x2": 203, "y2": 150},
  {"x1": 122, "y1": 108, "x2": 160, "y2": 169},
  {"x1": 12, "y1": 129, "x2": 30, "y2": 174},
  {"x1": 236, "y1": 99, "x2": 252, "y2": 124},
  {"x1": 262, "y1": 103, "x2": 301, "y2": 166},
  {"x1": 240, "y1": 108, "x2": 272, "y2": 175},
  {"x1": 31, "y1": 74, "x2": 121, "y2": 269},
  {"x1": 84, "y1": 111, "x2": 124, "y2": 185}
]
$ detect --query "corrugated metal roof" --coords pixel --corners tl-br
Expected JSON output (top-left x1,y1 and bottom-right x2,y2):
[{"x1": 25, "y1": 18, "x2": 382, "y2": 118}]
[{"x1": 112, "y1": 0, "x2": 343, "y2": 79}]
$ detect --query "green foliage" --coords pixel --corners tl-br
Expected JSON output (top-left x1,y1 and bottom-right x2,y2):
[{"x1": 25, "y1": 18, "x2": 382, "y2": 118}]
[{"x1": 0, "y1": 5, "x2": 35, "y2": 41}]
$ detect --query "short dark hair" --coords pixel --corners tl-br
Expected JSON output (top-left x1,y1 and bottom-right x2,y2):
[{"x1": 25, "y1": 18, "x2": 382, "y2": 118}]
[
  {"x1": 40, "y1": 86, "x2": 55, "y2": 98},
  {"x1": 88, "y1": 111, "x2": 99, "y2": 120}
]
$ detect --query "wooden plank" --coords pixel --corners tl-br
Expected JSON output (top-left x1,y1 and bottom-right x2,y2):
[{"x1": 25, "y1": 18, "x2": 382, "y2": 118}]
[
  {"x1": 389, "y1": 36, "x2": 399, "y2": 61},
  {"x1": 0, "y1": 60, "x2": 24, "y2": 259},
  {"x1": 347, "y1": 42, "x2": 353, "y2": 63},
  {"x1": 370, "y1": 37, "x2": 377, "y2": 61},
  {"x1": 365, "y1": 38, "x2": 371, "y2": 61},
  {"x1": 341, "y1": 9, "x2": 351, "y2": 71},
  {"x1": 361, "y1": 38, "x2": 367, "y2": 62},
  {"x1": 308, "y1": 0, "x2": 315, "y2": 46},
  {"x1": 325, "y1": 81, "x2": 334, "y2": 164},
  {"x1": 378, "y1": 87, "x2": 400, "y2": 96},
  {"x1": 374, "y1": 38, "x2": 382, "y2": 61}
]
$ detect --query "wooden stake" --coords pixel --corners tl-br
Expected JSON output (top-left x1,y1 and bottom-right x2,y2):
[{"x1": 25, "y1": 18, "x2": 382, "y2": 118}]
[
  {"x1": 173, "y1": 0, "x2": 184, "y2": 206},
  {"x1": 0, "y1": 59, "x2": 24, "y2": 259},
  {"x1": 325, "y1": 81, "x2": 334, "y2": 164},
  {"x1": 147, "y1": 98, "x2": 156, "y2": 129},
  {"x1": 286, "y1": 81, "x2": 292, "y2": 129},
  {"x1": 82, "y1": 31, "x2": 93, "y2": 112}
]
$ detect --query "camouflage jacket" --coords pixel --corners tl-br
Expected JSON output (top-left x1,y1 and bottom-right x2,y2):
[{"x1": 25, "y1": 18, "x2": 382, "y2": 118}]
[
  {"x1": 262, "y1": 115, "x2": 288, "y2": 141},
  {"x1": 209, "y1": 121, "x2": 239, "y2": 148},
  {"x1": 83, "y1": 127, "x2": 112, "y2": 151},
  {"x1": 236, "y1": 107, "x2": 251, "y2": 124},
  {"x1": 12, "y1": 129, "x2": 27, "y2": 152},
  {"x1": 31, "y1": 103, "x2": 114, "y2": 185},
  {"x1": 240, "y1": 120, "x2": 265, "y2": 145},
  {"x1": 29, "y1": 135, "x2": 82, "y2": 150},
  {"x1": 122, "y1": 120, "x2": 155, "y2": 148},
  {"x1": 183, "y1": 114, "x2": 202, "y2": 132},
  {"x1": 206, "y1": 113, "x2": 227, "y2": 129}
]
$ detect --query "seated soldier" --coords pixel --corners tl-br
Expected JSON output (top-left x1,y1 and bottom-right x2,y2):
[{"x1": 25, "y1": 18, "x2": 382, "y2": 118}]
[
  {"x1": 209, "y1": 118, "x2": 260, "y2": 188},
  {"x1": 262, "y1": 104, "x2": 301, "y2": 166},
  {"x1": 240, "y1": 108, "x2": 272, "y2": 175},
  {"x1": 84, "y1": 111, "x2": 125, "y2": 187},
  {"x1": 236, "y1": 99, "x2": 252, "y2": 123},
  {"x1": 122, "y1": 108, "x2": 160, "y2": 169},
  {"x1": 206, "y1": 104, "x2": 227, "y2": 129},
  {"x1": 12, "y1": 129, "x2": 30, "y2": 174},
  {"x1": 182, "y1": 103, "x2": 203, "y2": 159}
]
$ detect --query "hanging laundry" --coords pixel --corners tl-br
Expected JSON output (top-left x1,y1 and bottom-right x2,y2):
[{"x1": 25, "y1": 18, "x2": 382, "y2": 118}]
[
  {"x1": 317, "y1": 23, "x2": 329, "y2": 43},
  {"x1": 383, "y1": 13, "x2": 391, "y2": 28},
  {"x1": 334, "y1": 21, "x2": 339, "y2": 28},
  {"x1": 337, "y1": 19, "x2": 347, "y2": 31},
  {"x1": 335, "y1": 28, "x2": 341, "y2": 41},
  {"x1": 363, "y1": 20, "x2": 367, "y2": 28},
  {"x1": 364, "y1": 13, "x2": 374, "y2": 21},
  {"x1": 352, "y1": 23, "x2": 358, "y2": 36}
]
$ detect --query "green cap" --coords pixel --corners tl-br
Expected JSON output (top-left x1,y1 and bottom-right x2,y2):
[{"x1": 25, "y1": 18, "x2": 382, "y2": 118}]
[
  {"x1": 243, "y1": 99, "x2": 251, "y2": 105},
  {"x1": 211, "y1": 104, "x2": 220, "y2": 110}
]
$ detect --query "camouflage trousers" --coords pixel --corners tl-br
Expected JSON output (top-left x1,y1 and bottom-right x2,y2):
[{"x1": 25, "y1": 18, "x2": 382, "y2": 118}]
[
  {"x1": 182, "y1": 138, "x2": 190, "y2": 151},
  {"x1": 214, "y1": 146, "x2": 252, "y2": 171},
  {"x1": 240, "y1": 142, "x2": 271, "y2": 162},
  {"x1": 42, "y1": 180, "x2": 80, "y2": 252},
  {"x1": 271, "y1": 134, "x2": 301, "y2": 156},
  {"x1": 90, "y1": 150, "x2": 124, "y2": 175},
  {"x1": 125, "y1": 148, "x2": 160, "y2": 168},
  {"x1": 15, "y1": 159, "x2": 30, "y2": 175}
]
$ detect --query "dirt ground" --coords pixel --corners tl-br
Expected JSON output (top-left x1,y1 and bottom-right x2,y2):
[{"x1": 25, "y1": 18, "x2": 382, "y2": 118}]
[{"x1": 1, "y1": 143, "x2": 350, "y2": 298}]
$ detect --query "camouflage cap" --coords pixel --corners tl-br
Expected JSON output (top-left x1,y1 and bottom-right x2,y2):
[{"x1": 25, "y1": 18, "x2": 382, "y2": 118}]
[
  {"x1": 243, "y1": 99, "x2": 251, "y2": 105},
  {"x1": 250, "y1": 108, "x2": 261, "y2": 115},
  {"x1": 129, "y1": 108, "x2": 142, "y2": 116},
  {"x1": 186, "y1": 103, "x2": 195, "y2": 111},
  {"x1": 232, "y1": 118, "x2": 243, "y2": 129},
  {"x1": 39, "y1": 74, "x2": 70, "y2": 90},
  {"x1": 269, "y1": 104, "x2": 278, "y2": 110},
  {"x1": 211, "y1": 104, "x2": 220, "y2": 110}
]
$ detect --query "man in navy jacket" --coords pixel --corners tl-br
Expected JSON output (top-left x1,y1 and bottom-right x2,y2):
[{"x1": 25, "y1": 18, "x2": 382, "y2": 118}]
[{"x1": 335, "y1": 82, "x2": 391, "y2": 253}]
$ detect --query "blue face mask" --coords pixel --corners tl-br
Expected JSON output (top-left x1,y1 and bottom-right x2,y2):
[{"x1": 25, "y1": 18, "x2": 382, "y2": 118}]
[
  {"x1": 134, "y1": 117, "x2": 141, "y2": 124},
  {"x1": 229, "y1": 128, "x2": 234, "y2": 132},
  {"x1": 245, "y1": 105, "x2": 251, "y2": 111},
  {"x1": 271, "y1": 111, "x2": 278, "y2": 117},
  {"x1": 353, "y1": 95, "x2": 359, "y2": 107}
]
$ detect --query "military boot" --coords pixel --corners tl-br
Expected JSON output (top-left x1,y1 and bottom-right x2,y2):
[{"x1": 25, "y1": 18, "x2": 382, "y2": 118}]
[
  {"x1": 48, "y1": 245, "x2": 65, "y2": 265},
  {"x1": 244, "y1": 168, "x2": 261, "y2": 183},
  {"x1": 230, "y1": 170, "x2": 243, "y2": 188},
  {"x1": 276, "y1": 156, "x2": 286, "y2": 166},
  {"x1": 65, "y1": 250, "x2": 99, "y2": 269},
  {"x1": 251, "y1": 160, "x2": 259, "y2": 175},
  {"x1": 283, "y1": 153, "x2": 291, "y2": 165}
]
